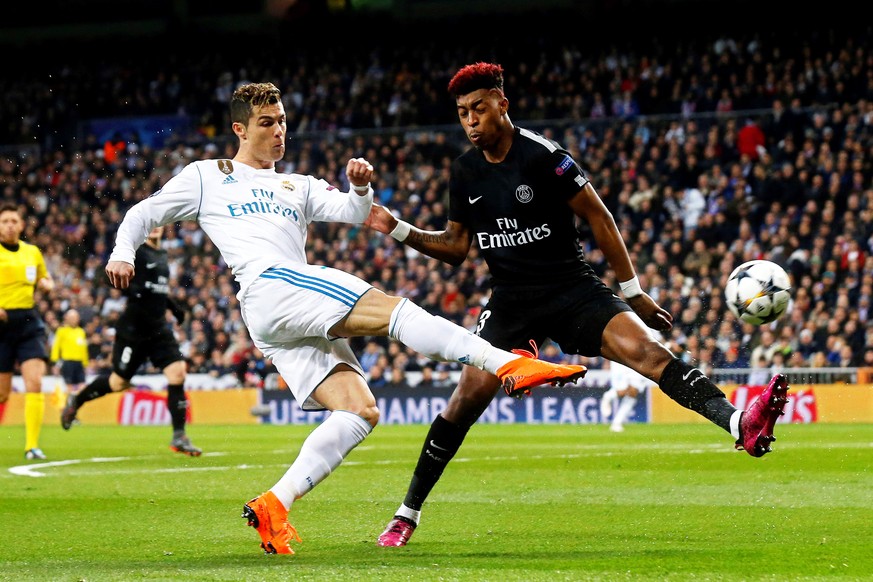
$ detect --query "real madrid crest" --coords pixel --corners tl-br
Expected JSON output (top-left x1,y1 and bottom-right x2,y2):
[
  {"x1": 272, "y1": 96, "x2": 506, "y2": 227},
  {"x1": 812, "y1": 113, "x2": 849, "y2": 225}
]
[
  {"x1": 281, "y1": 180, "x2": 295, "y2": 191},
  {"x1": 515, "y1": 184, "x2": 533, "y2": 203},
  {"x1": 217, "y1": 160, "x2": 234, "y2": 175}
]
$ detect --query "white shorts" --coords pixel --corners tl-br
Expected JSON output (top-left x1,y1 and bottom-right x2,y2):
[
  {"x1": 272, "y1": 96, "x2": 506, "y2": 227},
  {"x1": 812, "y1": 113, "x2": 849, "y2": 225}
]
[
  {"x1": 609, "y1": 361, "x2": 650, "y2": 392},
  {"x1": 240, "y1": 263, "x2": 374, "y2": 410}
]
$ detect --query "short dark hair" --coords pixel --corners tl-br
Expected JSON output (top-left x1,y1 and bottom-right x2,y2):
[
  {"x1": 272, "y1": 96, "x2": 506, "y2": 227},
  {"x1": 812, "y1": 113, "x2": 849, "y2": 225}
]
[
  {"x1": 230, "y1": 82, "x2": 282, "y2": 125},
  {"x1": 447, "y1": 62, "x2": 504, "y2": 97},
  {"x1": 0, "y1": 202, "x2": 21, "y2": 216}
]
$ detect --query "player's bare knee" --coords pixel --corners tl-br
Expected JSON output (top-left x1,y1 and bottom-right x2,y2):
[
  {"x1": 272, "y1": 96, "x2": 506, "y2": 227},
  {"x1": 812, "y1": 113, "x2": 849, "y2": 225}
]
[
  {"x1": 163, "y1": 360, "x2": 187, "y2": 384},
  {"x1": 109, "y1": 374, "x2": 132, "y2": 392},
  {"x1": 354, "y1": 403, "x2": 380, "y2": 427}
]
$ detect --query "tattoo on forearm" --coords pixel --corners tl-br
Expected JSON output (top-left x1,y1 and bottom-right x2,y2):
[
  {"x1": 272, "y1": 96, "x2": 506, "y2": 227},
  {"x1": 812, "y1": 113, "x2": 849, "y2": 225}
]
[{"x1": 415, "y1": 232, "x2": 444, "y2": 246}]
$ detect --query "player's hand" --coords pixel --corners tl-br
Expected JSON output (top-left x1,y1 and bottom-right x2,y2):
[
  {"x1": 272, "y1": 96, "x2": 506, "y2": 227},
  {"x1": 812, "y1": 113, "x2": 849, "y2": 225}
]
[
  {"x1": 346, "y1": 157, "x2": 375, "y2": 193},
  {"x1": 626, "y1": 293, "x2": 673, "y2": 332},
  {"x1": 106, "y1": 260, "x2": 134, "y2": 289},
  {"x1": 168, "y1": 300, "x2": 186, "y2": 324},
  {"x1": 364, "y1": 203, "x2": 396, "y2": 235}
]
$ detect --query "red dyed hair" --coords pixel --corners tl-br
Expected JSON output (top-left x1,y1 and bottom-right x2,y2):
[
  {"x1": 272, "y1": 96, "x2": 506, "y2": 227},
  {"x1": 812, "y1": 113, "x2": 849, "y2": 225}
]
[{"x1": 447, "y1": 62, "x2": 504, "y2": 97}]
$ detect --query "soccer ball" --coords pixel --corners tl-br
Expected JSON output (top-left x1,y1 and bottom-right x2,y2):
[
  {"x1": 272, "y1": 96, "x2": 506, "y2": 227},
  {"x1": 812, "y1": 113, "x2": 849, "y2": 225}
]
[{"x1": 725, "y1": 260, "x2": 791, "y2": 325}]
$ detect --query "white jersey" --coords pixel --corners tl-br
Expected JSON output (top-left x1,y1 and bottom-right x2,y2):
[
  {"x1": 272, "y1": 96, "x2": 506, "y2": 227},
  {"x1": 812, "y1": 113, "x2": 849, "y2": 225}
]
[{"x1": 109, "y1": 159, "x2": 373, "y2": 295}]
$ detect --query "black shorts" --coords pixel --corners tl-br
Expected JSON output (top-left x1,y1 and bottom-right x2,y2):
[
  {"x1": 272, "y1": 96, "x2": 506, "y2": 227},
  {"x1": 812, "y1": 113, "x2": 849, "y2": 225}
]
[
  {"x1": 477, "y1": 274, "x2": 632, "y2": 357},
  {"x1": 0, "y1": 308, "x2": 48, "y2": 372},
  {"x1": 60, "y1": 360, "x2": 86, "y2": 384},
  {"x1": 112, "y1": 326, "x2": 184, "y2": 380}
]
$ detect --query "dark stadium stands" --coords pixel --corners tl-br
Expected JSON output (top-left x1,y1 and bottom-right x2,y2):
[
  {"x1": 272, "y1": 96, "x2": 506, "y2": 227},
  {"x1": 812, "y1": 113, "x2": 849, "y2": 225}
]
[{"x1": 2, "y1": 5, "x2": 871, "y2": 388}]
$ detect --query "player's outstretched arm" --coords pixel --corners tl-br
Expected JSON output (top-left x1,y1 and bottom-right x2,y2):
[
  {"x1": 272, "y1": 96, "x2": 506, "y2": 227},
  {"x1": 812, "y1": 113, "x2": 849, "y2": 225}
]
[
  {"x1": 569, "y1": 182, "x2": 672, "y2": 332},
  {"x1": 365, "y1": 204, "x2": 471, "y2": 266}
]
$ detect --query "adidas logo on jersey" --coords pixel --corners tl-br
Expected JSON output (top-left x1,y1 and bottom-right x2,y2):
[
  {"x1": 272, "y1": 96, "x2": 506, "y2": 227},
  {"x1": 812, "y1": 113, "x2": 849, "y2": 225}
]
[{"x1": 222, "y1": 175, "x2": 237, "y2": 185}]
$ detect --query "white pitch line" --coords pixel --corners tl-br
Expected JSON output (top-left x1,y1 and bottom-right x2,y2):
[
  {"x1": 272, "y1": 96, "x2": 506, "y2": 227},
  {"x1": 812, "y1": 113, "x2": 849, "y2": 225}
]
[
  {"x1": 6, "y1": 452, "x2": 227, "y2": 478},
  {"x1": 7, "y1": 441, "x2": 872, "y2": 478}
]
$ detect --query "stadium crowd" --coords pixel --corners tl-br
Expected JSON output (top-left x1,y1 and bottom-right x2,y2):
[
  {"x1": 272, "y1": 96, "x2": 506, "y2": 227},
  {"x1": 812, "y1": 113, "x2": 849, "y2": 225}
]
[{"x1": 2, "y1": 16, "x2": 872, "y2": 390}]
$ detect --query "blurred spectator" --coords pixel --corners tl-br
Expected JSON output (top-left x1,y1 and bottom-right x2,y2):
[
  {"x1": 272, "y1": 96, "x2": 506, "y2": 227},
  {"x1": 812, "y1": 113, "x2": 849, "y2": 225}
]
[
  {"x1": 244, "y1": 348, "x2": 278, "y2": 388},
  {"x1": 367, "y1": 362, "x2": 388, "y2": 389},
  {"x1": 103, "y1": 133, "x2": 126, "y2": 166},
  {"x1": 359, "y1": 340, "x2": 385, "y2": 373},
  {"x1": 747, "y1": 355, "x2": 770, "y2": 385},
  {"x1": 206, "y1": 348, "x2": 233, "y2": 379},
  {"x1": 795, "y1": 328, "x2": 820, "y2": 362},
  {"x1": 224, "y1": 328, "x2": 255, "y2": 385},
  {"x1": 384, "y1": 366, "x2": 413, "y2": 391},
  {"x1": 769, "y1": 351, "x2": 787, "y2": 376},
  {"x1": 188, "y1": 351, "x2": 210, "y2": 374},
  {"x1": 414, "y1": 365, "x2": 440, "y2": 389},
  {"x1": 50, "y1": 309, "x2": 89, "y2": 395},
  {"x1": 749, "y1": 330, "x2": 777, "y2": 367},
  {"x1": 540, "y1": 343, "x2": 564, "y2": 364},
  {"x1": 101, "y1": 287, "x2": 127, "y2": 318},
  {"x1": 737, "y1": 117, "x2": 766, "y2": 161},
  {"x1": 721, "y1": 347, "x2": 748, "y2": 369}
]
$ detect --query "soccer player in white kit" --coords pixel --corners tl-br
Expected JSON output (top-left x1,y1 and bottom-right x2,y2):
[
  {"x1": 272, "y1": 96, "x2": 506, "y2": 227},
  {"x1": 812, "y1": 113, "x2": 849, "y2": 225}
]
[
  {"x1": 104, "y1": 82, "x2": 587, "y2": 555},
  {"x1": 601, "y1": 360, "x2": 651, "y2": 432}
]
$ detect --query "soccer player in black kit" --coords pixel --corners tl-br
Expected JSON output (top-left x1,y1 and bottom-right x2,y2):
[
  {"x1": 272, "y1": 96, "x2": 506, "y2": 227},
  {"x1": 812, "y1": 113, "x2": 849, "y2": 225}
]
[
  {"x1": 61, "y1": 226, "x2": 202, "y2": 456},
  {"x1": 366, "y1": 62, "x2": 790, "y2": 546}
]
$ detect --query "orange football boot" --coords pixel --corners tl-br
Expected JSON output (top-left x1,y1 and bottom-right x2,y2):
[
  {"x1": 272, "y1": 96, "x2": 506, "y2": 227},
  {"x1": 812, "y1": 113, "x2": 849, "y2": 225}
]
[
  {"x1": 496, "y1": 340, "x2": 587, "y2": 398},
  {"x1": 242, "y1": 491, "x2": 301, "y2": 554}
]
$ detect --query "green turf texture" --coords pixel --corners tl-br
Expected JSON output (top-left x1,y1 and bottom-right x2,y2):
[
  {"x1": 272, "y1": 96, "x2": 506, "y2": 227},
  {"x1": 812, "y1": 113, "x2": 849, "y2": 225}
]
[{"x1": 1, "y1": 422, "x2": 871, "y2": 581}]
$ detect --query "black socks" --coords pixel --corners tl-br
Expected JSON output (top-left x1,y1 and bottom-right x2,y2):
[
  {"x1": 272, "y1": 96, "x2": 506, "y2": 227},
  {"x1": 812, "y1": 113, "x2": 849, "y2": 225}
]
[
  {"x1": 74, "y1": 375, "x2": 112, "y2": 407},
  {"x1": 659, "y1": 358, "x2": 736, "y2": 433},
  {"x1": 166, "y1": 383, "x2": 188, "y2": 433},
  {"x1": 403, "y1": 415, "x2": 470, "y2": 511}
]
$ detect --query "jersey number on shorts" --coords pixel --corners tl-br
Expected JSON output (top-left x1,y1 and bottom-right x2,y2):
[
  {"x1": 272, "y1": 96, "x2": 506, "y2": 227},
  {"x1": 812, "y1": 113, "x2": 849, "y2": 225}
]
[{"x1": 475, "y1": 309, "x2": 492, "y2": 335}]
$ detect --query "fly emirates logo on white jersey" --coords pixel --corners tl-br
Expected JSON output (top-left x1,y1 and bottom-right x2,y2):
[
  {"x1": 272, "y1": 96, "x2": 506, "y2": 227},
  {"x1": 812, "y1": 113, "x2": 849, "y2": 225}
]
[
  {"x1": 226, "y1": 188, "x2": 300, "y2": 223},
  {"x1": 476, "y1": 217, "x2": 552, "y2": 250}
]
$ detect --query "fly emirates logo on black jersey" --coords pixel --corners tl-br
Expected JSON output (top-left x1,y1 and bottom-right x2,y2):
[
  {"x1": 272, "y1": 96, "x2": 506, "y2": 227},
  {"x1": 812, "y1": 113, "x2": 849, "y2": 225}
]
[
  {"x1": 226, "y1": 188, "x2": 300, "y2": 223},
  {"x1": 476, "y1": 217, "x2": 552, "y2": 250},
  {"x1": 145, "y1": 278, "x2": 170, "y2": 295}
]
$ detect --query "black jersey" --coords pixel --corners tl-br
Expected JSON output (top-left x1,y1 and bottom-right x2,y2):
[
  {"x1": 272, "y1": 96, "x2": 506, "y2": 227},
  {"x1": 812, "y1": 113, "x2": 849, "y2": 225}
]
[
  {"x1": 116, "y1": 243, "x2": 172, "y2": 336},
  {"x1": 448, "y1": 126, "x2": 591, "y2": 285}
]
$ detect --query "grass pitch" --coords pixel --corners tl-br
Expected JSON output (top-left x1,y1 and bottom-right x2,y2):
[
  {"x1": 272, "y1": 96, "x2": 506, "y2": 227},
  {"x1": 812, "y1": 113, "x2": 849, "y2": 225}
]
[{"x1": 1, "y1": 422, "x2": 871, "y2": 581}]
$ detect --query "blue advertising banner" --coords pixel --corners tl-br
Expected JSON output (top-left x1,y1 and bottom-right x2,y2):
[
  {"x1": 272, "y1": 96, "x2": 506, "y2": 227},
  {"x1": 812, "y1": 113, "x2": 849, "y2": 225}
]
[{"x1": 257, "y1": 385, "x2": 650, "y2": 426}]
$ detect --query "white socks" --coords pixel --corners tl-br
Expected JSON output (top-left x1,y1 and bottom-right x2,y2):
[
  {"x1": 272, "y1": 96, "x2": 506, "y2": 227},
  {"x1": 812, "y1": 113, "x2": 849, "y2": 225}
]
[
  {"x1": 388, "y1": 299, "x2": 514, "y2": 373},
  {"x1": 612, "y1": 395, "x2": 638, "y2": 428},
  {"x1": 270, "y1": 410, "x2": 372, "y2": 510},
  {"x1": 600, "y1": 389, "x2": 617, "y2": 421},
  {"x1": 394, "y1": 504, "x2": 422, "y2": 526},
  {"x1": 729, "y1": 409, "x2": 743, "y2": 440}
]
